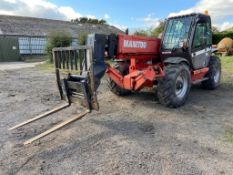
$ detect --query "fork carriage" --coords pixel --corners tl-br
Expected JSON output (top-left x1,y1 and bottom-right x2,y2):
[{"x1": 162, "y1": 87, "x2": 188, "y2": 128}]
[
  {"x1": 53, "y1": 46, "x2": 99, "y2": 111},
  {"x1": 9, "y1": 46, "x2": 99, "y2": 145}
]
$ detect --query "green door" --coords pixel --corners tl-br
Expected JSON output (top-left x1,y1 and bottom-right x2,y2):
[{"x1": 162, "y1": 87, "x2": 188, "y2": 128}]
[{"x1": 0, "y1": 36, "x2": 20, "y2": 62}]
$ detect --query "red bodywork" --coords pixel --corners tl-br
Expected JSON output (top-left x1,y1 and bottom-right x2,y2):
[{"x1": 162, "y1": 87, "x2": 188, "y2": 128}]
[
  {"x1": 117, "y1": 34, "x2": 160, "y2": 56},
  {"x1": 106, "y1": 34, "x2": 208, "y2": 91}
]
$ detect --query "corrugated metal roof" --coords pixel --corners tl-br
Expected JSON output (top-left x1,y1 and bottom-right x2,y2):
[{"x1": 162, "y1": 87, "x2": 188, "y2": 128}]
[{"x1": 0, "y1": 15, "x2": 123, "y2": 37}]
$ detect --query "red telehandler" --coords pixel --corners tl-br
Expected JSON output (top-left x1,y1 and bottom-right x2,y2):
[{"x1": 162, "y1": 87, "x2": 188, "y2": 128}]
[
  {"x1": 9, "y1": 12, "x2": 221, "y2": 144},
  {"x1": 94, "y1": 12, "x2": 221, "y2": 108}
]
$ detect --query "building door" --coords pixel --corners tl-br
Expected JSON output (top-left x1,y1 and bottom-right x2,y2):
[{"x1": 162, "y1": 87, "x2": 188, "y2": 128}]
[{"x1": 0, "y1": 36, "x2": 20, "y2": 62}]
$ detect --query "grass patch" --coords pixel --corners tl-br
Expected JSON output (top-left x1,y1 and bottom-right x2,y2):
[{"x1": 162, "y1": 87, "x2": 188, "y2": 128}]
[
  {"x1": 220, "y1": 56, "x2": 233, "y2": 74},
  {"x1": 36, "y1": 61, "x2": 88, "y2": 75},
  {"x1": 22, "y1": 55, "x2": 48, "y2": 63},
  {"x1": 105, "y1": 59, "x2": 115, "y2": 66},
  {"x1": 224, "y1": 127, "x2": 233, "y2": 143},
  {"x1": 36, "y1": 60, "x2": 54, "y2": 72},
  {"x1": 219, "y1": 56, "x2": 233, "y2": 87},
  {"x1": 24, "y1": 58, "x2": 46, "y2": 63}
]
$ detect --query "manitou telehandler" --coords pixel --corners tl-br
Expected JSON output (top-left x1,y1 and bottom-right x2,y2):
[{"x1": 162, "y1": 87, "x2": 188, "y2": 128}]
[
  {"x1": 10, "y1": 12, "x2": 221, "y2": 144},
  {"x1": 91, "y1": 12, "x2": 221, "y2": 108}
]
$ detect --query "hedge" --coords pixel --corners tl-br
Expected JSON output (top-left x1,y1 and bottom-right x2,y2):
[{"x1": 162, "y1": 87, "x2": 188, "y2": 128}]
[
  {"x1": 213, "y1": 32, "x2": 233, "y2": 44},
  {"x1": 46, "y1": 31, "x2": 72, "y2": 63}
]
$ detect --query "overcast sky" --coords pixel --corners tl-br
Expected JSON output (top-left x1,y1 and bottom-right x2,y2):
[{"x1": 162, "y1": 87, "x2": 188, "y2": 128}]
[{"x1": 0, "y1": 0, "x2": 233, "y2": 31}]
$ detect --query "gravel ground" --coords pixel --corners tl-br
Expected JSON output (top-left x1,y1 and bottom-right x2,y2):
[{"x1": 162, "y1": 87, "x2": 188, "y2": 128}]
[{"x1": 0, "y1": 67, "x2": 233, "y2": 175}]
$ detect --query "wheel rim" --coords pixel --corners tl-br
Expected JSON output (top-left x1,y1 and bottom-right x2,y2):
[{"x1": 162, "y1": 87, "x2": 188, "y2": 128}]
[
  {"x1": 214, "y1": 69, "x2": 220, "y2": 83},
  {"x1": 175, "y1": 72, "x2": 188, "y2": 99}
]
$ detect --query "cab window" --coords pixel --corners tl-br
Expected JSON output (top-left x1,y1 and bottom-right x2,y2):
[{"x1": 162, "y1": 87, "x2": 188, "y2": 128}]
[
  {"x1": 192, "y1": 22, "x2": 212, "y2": 50},
  {"x1": 162, "y1": 17, "x2": 193, "y2": 50}
]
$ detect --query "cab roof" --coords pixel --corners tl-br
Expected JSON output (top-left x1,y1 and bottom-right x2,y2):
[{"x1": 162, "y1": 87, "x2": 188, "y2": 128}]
[{"x1": 168, "y1": 13, "x2": 209, "y2": 20}]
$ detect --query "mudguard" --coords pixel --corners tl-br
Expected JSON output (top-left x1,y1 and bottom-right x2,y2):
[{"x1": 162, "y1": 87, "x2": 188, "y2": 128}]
[{"x1": 164, "y1": 57, "x2": 190, "y2": 66}]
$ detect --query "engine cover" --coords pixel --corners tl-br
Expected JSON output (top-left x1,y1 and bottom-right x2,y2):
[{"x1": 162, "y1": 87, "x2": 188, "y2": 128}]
[{"x1": 117, "y1": 34, "x2": 161, "y2": 55}]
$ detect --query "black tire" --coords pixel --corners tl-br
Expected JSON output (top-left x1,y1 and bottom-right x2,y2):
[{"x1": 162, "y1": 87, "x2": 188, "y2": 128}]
[
  {"x1": 108, "y1": 62, "x2": 131, "y2": 96},
  {"x1": 157, "y1": 64, "x2": 191, "y2": 108},
  {"x1": 201, "y1": 56, "x2": 221, "y2": 90}
]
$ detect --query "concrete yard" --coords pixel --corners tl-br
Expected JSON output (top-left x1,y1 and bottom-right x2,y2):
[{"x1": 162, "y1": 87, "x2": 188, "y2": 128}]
[{"x1": 0, "y1": 62, "x2": 44, "y2": 71}]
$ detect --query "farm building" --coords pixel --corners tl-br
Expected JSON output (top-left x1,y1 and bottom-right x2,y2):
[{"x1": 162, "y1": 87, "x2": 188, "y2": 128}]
[{"x1": 0, "y1": 15, "x2": 123, "y2": 62}]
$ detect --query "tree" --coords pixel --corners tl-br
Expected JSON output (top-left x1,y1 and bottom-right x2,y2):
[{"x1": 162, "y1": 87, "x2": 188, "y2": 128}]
[
  {"x1": 134, "y1": 29, "x2": 149, "y2": 36},
  {"x1": 79, "y1": 17, "x2": 88, "y2": 23},
  {"x1": 78, "y1": 32, "x2": 88, "y2": 45},
  {"x1": 151, "y1": 20, "x2": 165, "y2": 37},
  {"x1": 224, "y1": 26, "x2": 233, "y2": 32},
  {"x1": 46, "y1": 31, "x2": 72, "y2": 62},
  {"x1": 89, "y1": 19, "x2": 99, "y2": 24},
  {"x1": 212, "y1": 26, "x2": 219, "y2": 33},
  {"x1": 133, "y1": 20, "x2": 165, "y2": 38},
  {"x1": 99, "y1": 19, "x2": 107, "y2": 25},
  {"x1": 71, "y1": 17, "x2": 107, "y2": 25}
]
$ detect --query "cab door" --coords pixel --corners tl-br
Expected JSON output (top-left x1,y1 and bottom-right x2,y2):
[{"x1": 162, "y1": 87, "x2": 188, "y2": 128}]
[{"x1": 191, "y1": 20, "x2": 212, "y2": 69}]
